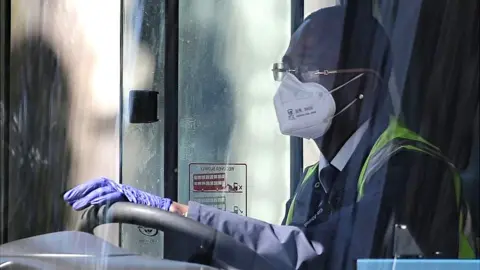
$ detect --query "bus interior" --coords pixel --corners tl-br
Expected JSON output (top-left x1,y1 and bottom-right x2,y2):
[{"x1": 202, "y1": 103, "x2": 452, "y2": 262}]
[{"x1": 0, "y1": 0, "x2": 478, "y2": 269}]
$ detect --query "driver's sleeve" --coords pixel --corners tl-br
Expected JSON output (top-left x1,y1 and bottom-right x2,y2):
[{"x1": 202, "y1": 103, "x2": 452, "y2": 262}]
[{"x1": 186, "y1": 201, "x2": 328, "y2": 269}]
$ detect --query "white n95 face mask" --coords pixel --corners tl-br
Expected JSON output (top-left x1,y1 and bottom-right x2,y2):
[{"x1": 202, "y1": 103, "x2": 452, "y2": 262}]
[
  {"x1": 273, "y1": 73, "x2": 336, "y2": 139},
  {"x1": 273, "y1": 72, "x2": 365, "y2": 139}
]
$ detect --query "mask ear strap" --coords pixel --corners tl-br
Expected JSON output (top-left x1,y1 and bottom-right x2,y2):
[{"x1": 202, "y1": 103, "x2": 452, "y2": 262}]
[
  {"x1": 318, "y1": 68, "x2": 383, "y2": 95},
  {"x1": 324, "y1": 94, "x2": 364, "y2": 122},
  {"x1": 329, "y1": 73, "x2": 365, "y2": 94},
  {"x1": 320, "y1": 68, "x2": 380, "y2": 122}
]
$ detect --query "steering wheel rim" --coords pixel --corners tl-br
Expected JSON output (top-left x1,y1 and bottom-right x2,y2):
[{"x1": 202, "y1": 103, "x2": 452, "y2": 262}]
[
  {"x1": 76, "y1": 202, "x2": 220, "y2": 266},
  {"x1": 76, "y1": 202, "x2": 218, "y2": 243},
  {"x1": 75, "y1": 202, "x2": 275, "y2": 269}
]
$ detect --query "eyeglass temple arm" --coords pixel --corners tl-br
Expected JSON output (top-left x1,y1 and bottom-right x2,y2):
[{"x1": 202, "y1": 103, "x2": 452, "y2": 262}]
[{"x1": 316, "y1": 68, "x2": 382, "y2": 81}]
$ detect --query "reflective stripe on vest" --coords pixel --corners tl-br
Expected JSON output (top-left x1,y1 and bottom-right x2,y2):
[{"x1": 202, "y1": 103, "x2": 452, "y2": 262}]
[
  {"x1": 286, "y1": 116, "x2": 475, "y2": 258},
  {"x1": 285, "y1": 164, "x2": 319, "y2": 225},
  {"x1": 357, "y1": 116, "x2": 475, "y2": 259}
]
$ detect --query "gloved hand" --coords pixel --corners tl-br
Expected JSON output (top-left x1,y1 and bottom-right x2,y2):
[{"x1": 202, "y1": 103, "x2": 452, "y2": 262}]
[{"x1": 63, "y1": 177, "x2": 172, "y2": 211}]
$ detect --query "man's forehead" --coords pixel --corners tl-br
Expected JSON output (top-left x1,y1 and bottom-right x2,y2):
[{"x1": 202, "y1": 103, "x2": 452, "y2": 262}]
[{"x1": 283, "y1": 9, "x2": 344, "y2": 67}]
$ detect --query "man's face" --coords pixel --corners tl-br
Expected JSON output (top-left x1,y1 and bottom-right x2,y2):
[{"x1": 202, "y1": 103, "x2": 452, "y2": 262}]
[
  {"x1": 279, "y1": 16, "x2": 368, "y2": 112},
  {"x1": 281, "y1": 18, "x2": 343, "y2": 90}
]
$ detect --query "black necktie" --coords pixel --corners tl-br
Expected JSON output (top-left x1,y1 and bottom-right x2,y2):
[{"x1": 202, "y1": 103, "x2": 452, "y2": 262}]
[
  {"x1": 307, "y1": 165, "x2": 340, "y2": 226},
  {"x1": 318, "y1": 164, "x2": 339, "y2": 194}
]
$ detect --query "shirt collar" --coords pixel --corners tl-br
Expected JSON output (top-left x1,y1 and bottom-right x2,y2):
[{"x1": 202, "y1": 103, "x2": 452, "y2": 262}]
[{"x1": 318, "y1": 119, "x2": 371, "y2": 172}]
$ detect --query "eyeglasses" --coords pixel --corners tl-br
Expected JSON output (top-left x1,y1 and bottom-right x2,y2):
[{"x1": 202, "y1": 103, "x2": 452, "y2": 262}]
[
  {"x1": 271, "y1": 62, "x2": 326, "y2": 82},
  {"x1": 271, "y1": 62, "x2": 382, "y2": 83}
]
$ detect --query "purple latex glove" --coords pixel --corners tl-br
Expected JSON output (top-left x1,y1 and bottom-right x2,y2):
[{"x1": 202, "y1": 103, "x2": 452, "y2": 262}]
[{"x1": 63, "y1": 177, "x2": 172, "y2": 211}]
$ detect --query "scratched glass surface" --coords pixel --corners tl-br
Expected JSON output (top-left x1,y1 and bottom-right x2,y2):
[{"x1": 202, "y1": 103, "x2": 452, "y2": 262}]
[
  {"x1": 177, "y1": 0, "x2": 291, "y2": 225},
  {"x1": 0, "y1": 0, "x2": 478, "y2": 266},
  {"x1": 120, "y1": 0, "x2": 166, "y2": 257},
  {"x1": 3, "y1": 0, "x2": 122, "y2": 245}
]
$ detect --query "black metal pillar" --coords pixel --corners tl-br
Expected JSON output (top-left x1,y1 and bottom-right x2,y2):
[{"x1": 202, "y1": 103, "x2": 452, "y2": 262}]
[
  {"x1": 163, "y1": 0, "x2": 179, "y2": 213},
  {"x1": 163, "y1": 0, "x2": 179, "y2": 259},
  {"x1": 0, "y1": 0, "x2": 11, "y2": 245},
  {"x1": 290, "y1": 0, "x2": 305, "y2": 196}
]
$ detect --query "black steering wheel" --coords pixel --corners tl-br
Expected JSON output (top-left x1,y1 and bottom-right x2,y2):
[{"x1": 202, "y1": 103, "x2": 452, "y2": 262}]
[
  {"x1": 76, "y1": 202, "x2": 216, "y2": 243},
  {"x1": 76, "y1": 202, "x2": 220, "y2": 265},
  {"x1": 75, "y1": 202, "x2": 274, "y2": 269}
]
